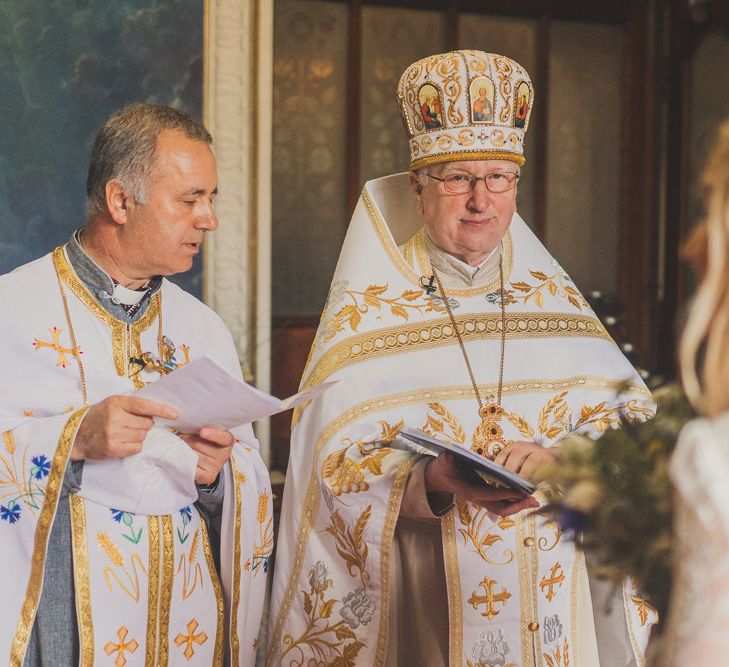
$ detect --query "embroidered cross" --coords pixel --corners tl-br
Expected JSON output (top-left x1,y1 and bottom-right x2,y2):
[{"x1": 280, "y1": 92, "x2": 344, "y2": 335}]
[
  {"x1": 540, "y1": 562, "x2": 565, "y2": 602},
  {"x1": 104, "y1": 626, "x2": 139, "y2": 667},
  {"x1": 32, "y1": 327, "x2": 81, "y2": 368},
  {"x1": 175, "y1": 619, "x2": 208, "y2": 659},
  {"x1": 468, "y1": 577, "x2": 511, "y2": 620}
]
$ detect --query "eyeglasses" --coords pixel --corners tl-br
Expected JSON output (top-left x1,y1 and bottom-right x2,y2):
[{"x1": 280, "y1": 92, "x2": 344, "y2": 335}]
[{"x1": 426, "y1": 171, "x2": 520, "y2": 194}]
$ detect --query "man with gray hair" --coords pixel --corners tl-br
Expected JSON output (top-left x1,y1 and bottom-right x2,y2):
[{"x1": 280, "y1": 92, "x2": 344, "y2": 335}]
[
  {"x1": 0, "y1": 103, "x2": 271, "y2": 665},
  {"x1": 268, "y1": 51, "x2": 655, "y2": 667}
]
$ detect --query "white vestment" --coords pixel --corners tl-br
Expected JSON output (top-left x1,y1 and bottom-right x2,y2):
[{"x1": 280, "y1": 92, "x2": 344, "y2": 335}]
[
  {"x1": 656, "y1": 411, "x2": 729, "y2": 666},
  {"x1": 0, "y1": 247, "x2": 272, "y2": 666},
  {"x1": 267, "y1": 174, "x2": 657, "y2": 666}
]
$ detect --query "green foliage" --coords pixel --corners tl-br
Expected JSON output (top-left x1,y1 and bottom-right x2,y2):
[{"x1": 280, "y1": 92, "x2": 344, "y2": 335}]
[{"x1": 543, "y1": 384, "x2": 694, "y2": 620}]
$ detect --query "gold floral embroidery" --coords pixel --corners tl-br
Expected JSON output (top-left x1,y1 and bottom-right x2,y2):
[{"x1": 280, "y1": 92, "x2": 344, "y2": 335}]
[
  {"x1": 421, "y1": 402, "x2": 466, "y2": 445},
  {"x1": 503, "y1": 410, "x2": 534, "y2": 438},
  {"x1": 631, "y1": 593, "x2": 657, "y2": 626},
  {"x1": 322, "y1": 284, "x2": 432, "y2": 341},
  {"x1": 280, "y1": 562, "x2": 366, "y2": 665},
  {"x1": 543, "y1": 638, "x2": 570, "y2": 667},
  {"x1": 456, "y1": 498, "x2": 514, "y2": 565},
  {"x1": 176, "y1": 528, "x2": 203, "y2": 600},
  {"x1": 252, "y1": 492, "x2": 274, "y2": 575},
  {"x1": 538, "y1": 393, "x2": 653, "y2": 441},
  {"x1": 324, "y1": 505, "x2": 372, "y2": 588},
  {"x1": 321, "y1": 420, "x2": 401, "y2": 496},
  {"x1": 97, "y1": 532, "x2": 147, "y2": 602},
  {"x1": 539, "y1": 519, "x2": 561, "y2": 552},
  {"x1": 510, "y1": 270, "x2": 588, "y2": 310}
]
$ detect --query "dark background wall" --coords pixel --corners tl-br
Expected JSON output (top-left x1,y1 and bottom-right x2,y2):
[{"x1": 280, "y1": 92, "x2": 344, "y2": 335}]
[{"x1": 0, "y1": 0, "x2": 205, "y2": 296}]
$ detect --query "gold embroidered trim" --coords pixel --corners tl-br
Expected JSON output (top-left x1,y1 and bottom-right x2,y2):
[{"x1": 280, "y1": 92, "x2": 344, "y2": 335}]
[
  {"x1": 362, "y1": 189, "x2": 514, "y2": 296},
  {"x1": 374, "y1": 457, "x2": 417, "y2": 666},
  {"x1": 411, "y1": 150, "x2": 526, "y2": 170},
  {"x1": 230, "y1": 457, "x2": 243, "y2": 666},
  {"x1": 199, "y1": 515, "x2": 225, "y2": 665},
  {"x1": 571, "y1": 549, "x2": 582, "y2": 663},
  {"x1": 53, "y1": 246, "x2": 161, "y2": 380},
  {"x1": 294, "y1": 373, "x2": 648, "y2": 433},
  {"x1": 298, "y1": 313, "x2": 611, "y2": 404},
  {"x1": 157, "y1": 515, "x2": 174, "y2": 666},
  {"x1": 443, "y1": 510, "x2": 464, "y2": 667},
  {"x1": 528, "y1": 513, "x2": 542, "y2": 663},
  {"x1": 70, "y1": 494, "x2": 94, "y2": 666},
  {"x1": 146, "y1": 517, "x2": 161, "y2": 666},
  {"x1": 623, "y1": 581, "x2": 646, "y2": 666},
  {"x1": 516, "y1": 516, "x2": 533, "y2": 667},
  {"x1": 10, "y1": 407, "x2": 89, "y2": 666}
]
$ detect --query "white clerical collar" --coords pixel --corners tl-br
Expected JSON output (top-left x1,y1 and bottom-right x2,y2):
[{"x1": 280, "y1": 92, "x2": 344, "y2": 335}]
[
  {"x1": 450, "y1": 247, "x2": 497, "y2": 276},
  {"x1": 111, "y1": 282, "x2": 147, "y2": 305},
  {"x1": 424, "y1": 228, "x2": 498, "y2": 276}
]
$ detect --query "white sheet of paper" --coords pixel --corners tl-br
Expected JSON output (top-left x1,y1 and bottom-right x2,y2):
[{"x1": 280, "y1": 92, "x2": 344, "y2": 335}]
[{"x1": 135, "y1": 356, "x2": 336, "y2": 433}]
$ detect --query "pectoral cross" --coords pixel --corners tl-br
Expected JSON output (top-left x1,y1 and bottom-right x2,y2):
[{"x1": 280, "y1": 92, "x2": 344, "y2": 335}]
[
  {"x1": 468, "y1": 577, "x2": 511, "y2": 620},
  {"x1": 175, "y1": 619, "x2": 208, "y2": 659},
  {"x1": 539, "y1": 562, "x2": 565, "y2": 602},
  {"x1": 420, "y1": 274, "x2": 437, "y2": 295}
]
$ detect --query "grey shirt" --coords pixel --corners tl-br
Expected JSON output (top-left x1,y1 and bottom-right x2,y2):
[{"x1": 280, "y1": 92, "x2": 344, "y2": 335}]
[{"x1": 24, "y1": 233, "x2": 224, "y2": 666}]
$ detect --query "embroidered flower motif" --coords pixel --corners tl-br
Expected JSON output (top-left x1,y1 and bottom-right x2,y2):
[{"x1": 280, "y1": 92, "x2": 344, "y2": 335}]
[
  {"x1": 30, "y1": 455, "x2": 51, "y2": 480},
  {"x1": 485, "y1": 289, "x2": 516, "y2": 307},
  {"x1": 323, "y1": 280, "x2": 349, "y2": 313},
  {"x1": 308, "y1": 561, "x2": 331, "y2": 594},
  {"x1": 179, "y1": 506, "x2": 193, "y2": 524},
  {"x1": 543, "y1": 614, "x2": 563, "y2": 644},
  {"x1": 472, "y1": 629, "x2": 510, "y2": 666},
  {"x1": 110, "y1": 508, "x2": 126, "y2": 523},
  {"x1": 339, "y1": 587, "x2": 375, "y2": 629},
  {"x1": 430, "y1": 294, "x2": 460, "y2": 312},
  {"x1": 1, "y1": 502, "x2": 22, "y2": 524}
]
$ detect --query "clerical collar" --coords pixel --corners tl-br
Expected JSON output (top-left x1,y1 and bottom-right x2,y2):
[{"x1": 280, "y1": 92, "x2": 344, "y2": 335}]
[
  {"x1": 423, "y1": 228, "x2": 501, "y2": 285},
  {"x1": 65, "y1": 229, "x2": 162, "y2": 322}
]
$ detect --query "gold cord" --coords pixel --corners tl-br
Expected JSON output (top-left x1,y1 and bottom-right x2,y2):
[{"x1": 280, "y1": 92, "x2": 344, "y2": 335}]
[
  {"x1": 54, "y1": 258, "x2": 89, "y2": 406},
  {"x1": 431, "y1": 253, "x2": 506, "y2": 409}
]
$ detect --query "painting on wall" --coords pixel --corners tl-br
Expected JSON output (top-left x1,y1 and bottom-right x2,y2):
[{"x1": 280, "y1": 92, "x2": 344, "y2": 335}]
[{"x1": 0, "y1": 0, "x2": 205, "y2": 296}]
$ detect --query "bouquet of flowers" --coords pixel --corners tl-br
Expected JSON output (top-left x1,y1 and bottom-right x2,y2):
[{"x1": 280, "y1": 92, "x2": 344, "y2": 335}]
[{"x1": 542, "y1": 384, "x2": 694, "y2": 620}]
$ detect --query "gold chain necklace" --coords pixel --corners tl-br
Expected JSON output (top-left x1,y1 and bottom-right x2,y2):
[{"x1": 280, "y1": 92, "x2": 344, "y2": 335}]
[{"x1": 431, "y1": 254, "x2": 510, "y2": 460}]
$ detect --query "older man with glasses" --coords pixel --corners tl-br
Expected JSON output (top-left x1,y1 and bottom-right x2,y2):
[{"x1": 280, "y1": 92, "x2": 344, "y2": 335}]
[{"x1": 268, "y1": 51, "x2": 655, "y2": 667}]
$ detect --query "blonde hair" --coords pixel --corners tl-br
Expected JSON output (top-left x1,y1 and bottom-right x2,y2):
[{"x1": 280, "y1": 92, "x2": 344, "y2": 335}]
[{"x1": 680, "y1": 120, "x2": 729, "y2": 416}]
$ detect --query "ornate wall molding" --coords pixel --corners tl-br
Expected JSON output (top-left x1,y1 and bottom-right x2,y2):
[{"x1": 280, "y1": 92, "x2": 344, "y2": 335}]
[{"x1": 204, "y1": 0, "x2": 273, "y2": 461}]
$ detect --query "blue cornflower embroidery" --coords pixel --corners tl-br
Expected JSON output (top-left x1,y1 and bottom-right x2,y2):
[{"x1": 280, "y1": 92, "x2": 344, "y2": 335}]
[
  {"x1": 1, "y1": 502, "x2": 22, "y2": 524},
  {"x1": 110, "y1": 508, "x2": 125, "y2": 522},
  {"x1": 30, "y1": 455, "x2": 51, "y2": 480},
  {"x1": 180, "y1": 506, "x2": 193, "y2": 523}
]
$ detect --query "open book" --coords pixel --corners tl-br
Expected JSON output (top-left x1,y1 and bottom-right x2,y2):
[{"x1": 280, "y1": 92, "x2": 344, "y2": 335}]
[{"x1": 398, "y1": 427, "x2": 536, "y2": 495}]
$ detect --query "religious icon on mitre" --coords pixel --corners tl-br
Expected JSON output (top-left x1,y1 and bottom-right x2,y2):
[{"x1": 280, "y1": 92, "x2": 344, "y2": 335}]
[
  {"x1": 418, "y1": 83, "x2": 444, "y2": 130},
  {"x1": 515, "y1": 80, "x2": 530, "y2": 129},
  {"x1": 470, "y1": 76, "x2": 495, "y2": 123}
]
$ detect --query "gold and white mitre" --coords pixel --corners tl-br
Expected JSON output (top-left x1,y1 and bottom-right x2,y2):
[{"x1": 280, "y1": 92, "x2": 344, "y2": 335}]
[{"x1": 397, "y1": 50, "x2": 534, "y2": 169}]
